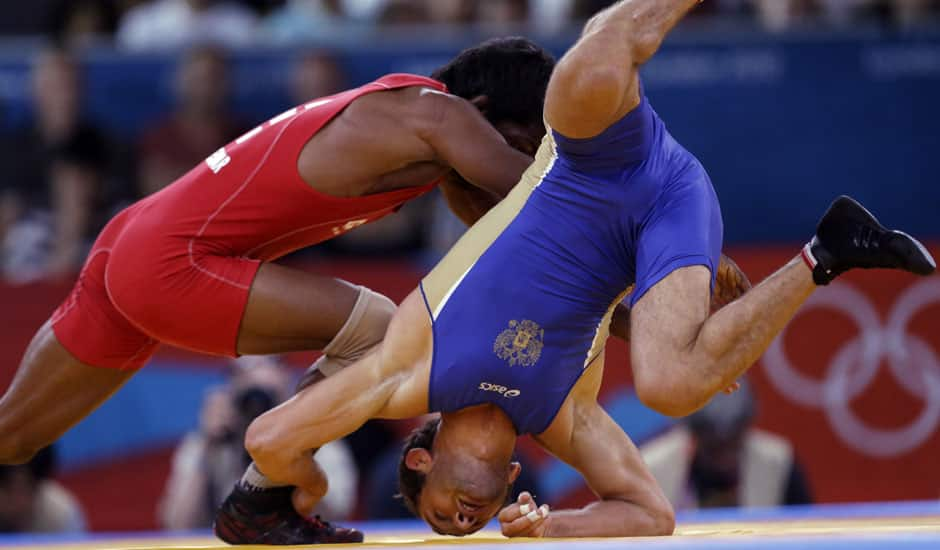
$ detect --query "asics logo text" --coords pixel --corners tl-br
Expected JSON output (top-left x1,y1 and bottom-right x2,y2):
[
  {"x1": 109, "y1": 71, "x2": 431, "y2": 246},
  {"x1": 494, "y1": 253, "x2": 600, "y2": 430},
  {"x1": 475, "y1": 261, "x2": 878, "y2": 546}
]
[{"x1": 478, "y1": 382, "x2": 521, "y2": 398}]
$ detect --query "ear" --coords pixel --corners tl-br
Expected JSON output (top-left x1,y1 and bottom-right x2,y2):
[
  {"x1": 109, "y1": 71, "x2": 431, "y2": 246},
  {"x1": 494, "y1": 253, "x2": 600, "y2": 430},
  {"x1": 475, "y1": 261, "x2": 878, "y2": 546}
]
[
  {"x1": 469, "y1": 94, "x2": 490, "y2": 113},
  {"x1": 405, "y1": 448, "x2": 434, "y2": 474},
  {"x1": 508, "y1": 461, "x2": 522, "y2": 484}
]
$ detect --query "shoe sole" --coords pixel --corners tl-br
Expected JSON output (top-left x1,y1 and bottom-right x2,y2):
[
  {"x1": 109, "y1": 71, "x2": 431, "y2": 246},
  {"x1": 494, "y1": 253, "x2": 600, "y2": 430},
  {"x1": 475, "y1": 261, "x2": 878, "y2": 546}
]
[{"x1": 891, "y1": 230, "x2": 937, "y2": 275}]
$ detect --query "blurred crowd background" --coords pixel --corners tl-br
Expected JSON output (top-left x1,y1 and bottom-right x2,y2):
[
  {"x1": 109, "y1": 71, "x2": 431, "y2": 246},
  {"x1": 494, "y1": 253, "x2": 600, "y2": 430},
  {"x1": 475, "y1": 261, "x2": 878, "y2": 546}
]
[
  {"x1": 1, "y1": 0, "x2": 939, "y2": 537},
  {"x1": 2, "y1": 0, "x2": 940, "y2": 53}
]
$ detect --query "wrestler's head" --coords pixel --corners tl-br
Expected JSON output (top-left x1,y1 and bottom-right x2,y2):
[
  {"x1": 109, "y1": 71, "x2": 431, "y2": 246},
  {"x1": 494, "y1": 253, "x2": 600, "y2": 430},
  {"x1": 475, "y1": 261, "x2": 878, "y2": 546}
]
[
  {"x1": 398, "y1": 416, "x2": 521, "y2": 536},
  {"x1": 432, "y1": 37, "x2": 555, "y2": 157}
]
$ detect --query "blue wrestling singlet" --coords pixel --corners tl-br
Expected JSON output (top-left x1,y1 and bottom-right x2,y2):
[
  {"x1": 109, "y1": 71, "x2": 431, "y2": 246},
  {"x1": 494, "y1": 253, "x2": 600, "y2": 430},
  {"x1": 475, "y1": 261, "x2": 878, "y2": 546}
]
[{"x1": 420, "y1": 92, "x2": 723, "y2": 435}]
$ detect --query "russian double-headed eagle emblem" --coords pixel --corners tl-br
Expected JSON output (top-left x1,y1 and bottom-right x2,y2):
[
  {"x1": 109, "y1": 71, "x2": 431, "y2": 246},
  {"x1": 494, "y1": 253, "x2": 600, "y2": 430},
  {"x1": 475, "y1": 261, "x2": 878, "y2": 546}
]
[{"x1": 494, "y1": 319, "x2": 544, "y2": 367}]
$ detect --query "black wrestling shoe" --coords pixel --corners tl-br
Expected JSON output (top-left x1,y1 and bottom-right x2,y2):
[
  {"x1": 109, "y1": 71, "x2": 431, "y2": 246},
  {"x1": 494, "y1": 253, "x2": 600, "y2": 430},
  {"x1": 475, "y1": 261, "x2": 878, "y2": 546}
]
[
  {"x1": 214, "y1": 485, "x2": 364, "y2": 545},
  {"x1": 802, "y1": 195, "x2": 936, "y2": 285}
]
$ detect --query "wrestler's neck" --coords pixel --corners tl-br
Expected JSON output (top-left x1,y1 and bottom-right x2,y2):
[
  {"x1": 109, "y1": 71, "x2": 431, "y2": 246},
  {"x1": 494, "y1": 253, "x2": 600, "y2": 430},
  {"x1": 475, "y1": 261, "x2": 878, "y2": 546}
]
[{"x1": 438, "y1": 404, "x2": 517, "y2": 460}]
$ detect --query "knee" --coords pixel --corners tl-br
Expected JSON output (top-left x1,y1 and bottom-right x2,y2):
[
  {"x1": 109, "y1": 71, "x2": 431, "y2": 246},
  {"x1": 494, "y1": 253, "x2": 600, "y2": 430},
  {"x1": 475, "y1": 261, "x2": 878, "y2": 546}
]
[
  {"x1": 323, "y1": 287, "x2": 397, "y2": 362},
  {"x1": 356, "y1": 288, "x2": 396, "y2": 347},
  {"x1": 633, "y1": 361, "x2": 704, "y2": 418}
]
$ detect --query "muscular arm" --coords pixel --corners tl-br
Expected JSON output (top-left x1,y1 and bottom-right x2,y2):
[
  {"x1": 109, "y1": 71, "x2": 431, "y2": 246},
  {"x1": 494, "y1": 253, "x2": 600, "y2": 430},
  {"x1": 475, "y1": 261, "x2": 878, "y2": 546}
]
[
  {"x1": 546, "y1": 0, "x2": 701, "y2": 138},
  {"x1": 245, "y1": 350, "x2": 411, "y2": 497},
  {"x1": 418, "y1": 91, "x2": 533, "y2": 221},
  {"x1": 437, "y1": 174, "x2": 503, "y2": 226},
  {"x1": 530, "y1": 401, "x2": 674, "y2": 537},
  {"x1": 245, "y1": 290, "x2": 432, "y2": 499}
]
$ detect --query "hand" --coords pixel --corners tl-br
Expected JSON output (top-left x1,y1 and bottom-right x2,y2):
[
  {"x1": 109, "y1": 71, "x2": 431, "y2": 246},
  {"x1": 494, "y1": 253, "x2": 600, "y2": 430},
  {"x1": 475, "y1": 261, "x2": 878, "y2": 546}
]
[
  {"x1": 722, "y1": 381, "x2": 741, "y2": 394},
  {"x1": 712, "y1": 254, "x2": 751, "y2": 311},
  {"x1": 499, "y1": 491, "x2": 552, "y2": 538}
]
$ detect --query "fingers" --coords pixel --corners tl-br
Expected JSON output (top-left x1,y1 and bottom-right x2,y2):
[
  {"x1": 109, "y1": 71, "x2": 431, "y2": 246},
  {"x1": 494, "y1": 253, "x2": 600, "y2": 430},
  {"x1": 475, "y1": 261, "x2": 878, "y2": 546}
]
[
  {"x1": 500, "y1": 492, "x2": 550, "y2": 538},
  {"x1": 498, "y1": 491, "x2": 533, "y2": 523}
]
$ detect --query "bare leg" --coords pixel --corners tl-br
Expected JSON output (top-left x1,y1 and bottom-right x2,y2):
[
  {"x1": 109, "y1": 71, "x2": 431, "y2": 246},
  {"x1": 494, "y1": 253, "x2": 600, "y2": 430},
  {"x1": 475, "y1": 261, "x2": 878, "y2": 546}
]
[
  {"x1": 0, "y1": 322, "x2": 135, "y2": 464},
  {"x1": 236, "y1": 263, "x2": 361, "y2": 355},
  {"x1": 630, "y1": 259, "x2": 816, "y2": 417},
  {"x1": 0, "y1": 264, "x2": 376, "y2": 468}
]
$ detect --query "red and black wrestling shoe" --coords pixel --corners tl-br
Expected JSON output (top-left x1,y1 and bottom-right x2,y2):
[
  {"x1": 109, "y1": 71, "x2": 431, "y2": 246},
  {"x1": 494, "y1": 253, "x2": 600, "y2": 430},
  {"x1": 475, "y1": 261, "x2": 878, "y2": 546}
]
[
  {"x1": 214, "y1": 485, "x2": 364, "y2": 545},
  {"x1": 802, "y1": 195, "x2": 936, "y2": 286}
]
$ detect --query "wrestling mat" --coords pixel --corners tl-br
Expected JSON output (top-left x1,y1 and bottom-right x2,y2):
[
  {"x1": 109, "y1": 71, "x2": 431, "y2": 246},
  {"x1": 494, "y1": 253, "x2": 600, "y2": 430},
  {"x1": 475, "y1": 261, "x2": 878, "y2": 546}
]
[{"x1": 2, "y1": 500, "x2": 938, "y2": 550}]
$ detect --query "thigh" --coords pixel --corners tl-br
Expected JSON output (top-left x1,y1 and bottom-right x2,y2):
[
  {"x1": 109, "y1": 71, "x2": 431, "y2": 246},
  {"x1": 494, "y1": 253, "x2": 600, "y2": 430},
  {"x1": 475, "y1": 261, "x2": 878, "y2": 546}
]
[
  {"x1": 53, "y1": 248, "x2": 160, "y2": 371},
  {"x1": 236, "y1": 262, "x2": 361, "y2": 355},
  {"x1": 629, "y1": 175, "x2": 722, "y2": 372},
  {"x1": 630, "y1": 265, "x2": 712, "y2": 369}
]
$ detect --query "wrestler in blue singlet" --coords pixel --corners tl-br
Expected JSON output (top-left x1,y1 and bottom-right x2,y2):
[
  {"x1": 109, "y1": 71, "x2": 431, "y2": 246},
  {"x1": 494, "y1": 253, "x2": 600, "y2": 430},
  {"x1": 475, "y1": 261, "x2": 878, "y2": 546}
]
[{"x1": 420, "y1": 91, "x2": 723, "y2": 435}]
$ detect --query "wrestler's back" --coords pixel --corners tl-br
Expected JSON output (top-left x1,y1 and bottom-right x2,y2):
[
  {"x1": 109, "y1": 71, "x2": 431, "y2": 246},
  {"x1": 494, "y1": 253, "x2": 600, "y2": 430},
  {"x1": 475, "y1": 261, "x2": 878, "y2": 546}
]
[{"x1": 111, "y1": 74, "x2": 447, "y2": 263}]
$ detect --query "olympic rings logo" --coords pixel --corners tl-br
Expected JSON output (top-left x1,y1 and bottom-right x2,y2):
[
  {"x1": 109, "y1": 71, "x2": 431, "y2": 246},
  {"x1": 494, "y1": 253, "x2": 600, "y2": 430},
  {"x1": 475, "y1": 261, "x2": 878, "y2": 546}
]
[{"x1": 762, "y1": 278, "x2": 940, "y2": 458}]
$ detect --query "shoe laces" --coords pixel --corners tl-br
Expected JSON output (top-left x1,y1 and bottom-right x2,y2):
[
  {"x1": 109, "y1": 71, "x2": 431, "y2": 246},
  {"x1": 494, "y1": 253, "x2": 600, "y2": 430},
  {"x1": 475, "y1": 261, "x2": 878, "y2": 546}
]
[
  {"x1": 853, "y1": 225, "x2": 880, "y2": 250},
  {"x1": 303, "y1": 515, "x2": 335, "y2": 532}
]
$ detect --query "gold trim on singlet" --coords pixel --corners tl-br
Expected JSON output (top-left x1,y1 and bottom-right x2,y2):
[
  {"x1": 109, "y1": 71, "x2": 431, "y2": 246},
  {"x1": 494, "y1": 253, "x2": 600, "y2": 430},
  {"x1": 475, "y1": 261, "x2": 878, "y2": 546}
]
[{"x1": 422, "y1": 133, "x2": 559, "y2": 319}]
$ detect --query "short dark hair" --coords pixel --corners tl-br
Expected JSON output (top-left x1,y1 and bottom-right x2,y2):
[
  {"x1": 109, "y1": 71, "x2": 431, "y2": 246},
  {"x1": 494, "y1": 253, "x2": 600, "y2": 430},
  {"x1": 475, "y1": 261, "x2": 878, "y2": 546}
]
[
  {"x1": 397, "y1": 417, "x2": 441, "y2": 516},
  {"x1": 432, "y1": 37, "x2": 555, "y2": 128}
]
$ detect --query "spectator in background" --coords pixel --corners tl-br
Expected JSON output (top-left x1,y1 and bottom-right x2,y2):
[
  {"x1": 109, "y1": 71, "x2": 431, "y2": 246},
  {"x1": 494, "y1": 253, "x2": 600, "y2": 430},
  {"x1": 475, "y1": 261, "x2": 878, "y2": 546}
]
[
  {"x1": 476, "y1": 0, "x2": 530, "y2": 26},
  {"x1": 0, "y1": 446, "x2": 86, "y2": 533},
  {"x1": 263, "y1": 0, "x2": 367, "y2": 43},
  {"x1": 641, "y1": 379, "x2": 812, "y2": 510},
  {"x1": 46, "y1": 0, "x2": 121, "y2": 48},
  {"x1": 378, "y1": 0, "x2": 431, "y2": 24},
  {"x1": 290, "y1": 50, "x2": 348, "y2": 103},
  {"x1": 117, "y1": 0, "x2": 258, "y2": 50},
  {"x1": 138, "y1": 46, "x2": 246, "y2": 197},
  {"x1": 425, "y1": 0, "x2": 474, "y2": 24},
  {"x1": 750, "y1": 0, "x2": 939, "y2": 31},
  {"x1": 0, "y1": 49, "x2": 116, "y2": 283},
  {"x1": 160, "y1": 357, "x2": 358, "y2": 529}
]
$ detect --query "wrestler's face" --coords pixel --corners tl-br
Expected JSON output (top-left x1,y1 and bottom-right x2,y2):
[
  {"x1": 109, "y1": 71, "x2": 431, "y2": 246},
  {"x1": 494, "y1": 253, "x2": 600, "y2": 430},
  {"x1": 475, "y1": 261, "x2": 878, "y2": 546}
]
[{"x1": 406, "y1": 448, "x2": 521, "y2": 536}]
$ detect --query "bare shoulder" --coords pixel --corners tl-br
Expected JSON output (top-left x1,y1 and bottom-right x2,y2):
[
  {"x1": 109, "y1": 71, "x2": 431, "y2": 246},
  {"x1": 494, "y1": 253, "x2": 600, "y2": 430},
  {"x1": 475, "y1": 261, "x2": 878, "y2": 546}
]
[
  {"x1": 402, "y1": 86, "x2": 482, "y2": 137},
  {"x1": 345, "y1": 86, "x2": 460, "y2": 129}
]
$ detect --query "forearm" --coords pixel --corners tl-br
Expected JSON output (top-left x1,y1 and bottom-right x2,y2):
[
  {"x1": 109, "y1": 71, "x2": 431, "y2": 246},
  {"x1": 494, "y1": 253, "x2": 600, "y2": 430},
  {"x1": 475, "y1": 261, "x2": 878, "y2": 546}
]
[
  {"x1": 545, "y1": 499, "x2": 673, "y2": 538},
  {"x1": 440, "y1": 178, "x2": 501, "y2": 226},
  {"x1": 586, "y1": 0, "x2": 701, "y2": 63},
  {"x1": 245, "y1": 359, "x2": 390, "y2": 492}
]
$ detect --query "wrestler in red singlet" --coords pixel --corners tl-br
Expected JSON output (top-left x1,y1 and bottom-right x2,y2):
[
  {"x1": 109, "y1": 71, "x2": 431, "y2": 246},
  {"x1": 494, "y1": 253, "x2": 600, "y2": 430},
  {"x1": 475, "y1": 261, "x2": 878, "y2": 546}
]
[
  {"x1": 52, "y1": 74, "x2": 444, "y2": 370},
  {"x1": 2, "y1": 38, "x2": 559, "y2": 544}
]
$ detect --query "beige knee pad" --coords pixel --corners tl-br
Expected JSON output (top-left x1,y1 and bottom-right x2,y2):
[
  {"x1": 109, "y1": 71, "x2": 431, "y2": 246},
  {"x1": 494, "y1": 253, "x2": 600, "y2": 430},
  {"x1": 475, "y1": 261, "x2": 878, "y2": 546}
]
[{"x1": 297, "y1": 286, "x2": 395, "y2": 391}]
